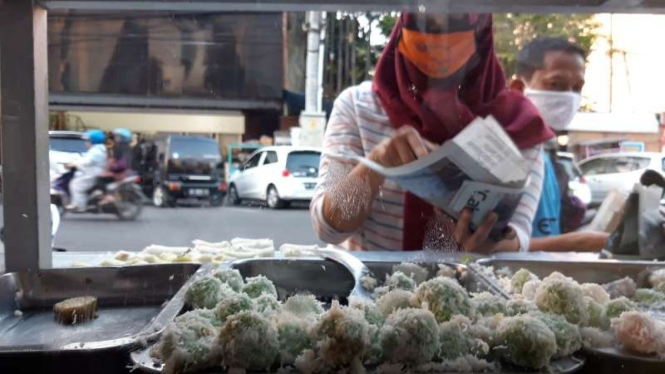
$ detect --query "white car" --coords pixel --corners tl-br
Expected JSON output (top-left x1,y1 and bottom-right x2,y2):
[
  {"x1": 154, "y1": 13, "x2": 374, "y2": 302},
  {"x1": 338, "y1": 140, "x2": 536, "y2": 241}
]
[
  {"x1": 227, "y1": 146, "x2": 321, "y2": 209},
  {"x1": 49, "y1": 131, "x2": 87, "y2": 181},
  {"x1": 578, "y1": 152, "x2": 665, "y2": 206},
  {"x1": 557, "y1": 152, "x2": 592, "y2": 207}
]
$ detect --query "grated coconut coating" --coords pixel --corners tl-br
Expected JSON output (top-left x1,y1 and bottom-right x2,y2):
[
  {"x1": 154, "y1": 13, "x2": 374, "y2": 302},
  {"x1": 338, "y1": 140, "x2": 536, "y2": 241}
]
[
  {"x1": 380, "y1": 308, "x2": 441, "y2": 365},
  {"x1": 511, "y1": 269, "x2": 538, "y2": 294},
  {"x1": 216, "y1": 310, "x2": 279, "y2": 371},
  {"x1": 213, "y1": 268, "x2": 245, "y2": 292},
  {"x1": 184, "y1": 276, "x2": 233, "y2": 310},
  {"x1": 415, "y1": 277, "x2": 474, "y2": 323},
  {"x1": 242, "y1": 275, "x2": 278, "y2": 299},
  {"x1": 494, "y1": 315, "x2": 557, "y2": 369},
  {"x1": 534, "y1": 278, "x2": 589, "y2": 325}
]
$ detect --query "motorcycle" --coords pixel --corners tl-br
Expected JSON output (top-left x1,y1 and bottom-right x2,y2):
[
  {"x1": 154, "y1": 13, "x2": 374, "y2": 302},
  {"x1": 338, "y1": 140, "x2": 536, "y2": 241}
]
[{"x1": 52, "y1": 168, "x2": 146, "y2": 221}]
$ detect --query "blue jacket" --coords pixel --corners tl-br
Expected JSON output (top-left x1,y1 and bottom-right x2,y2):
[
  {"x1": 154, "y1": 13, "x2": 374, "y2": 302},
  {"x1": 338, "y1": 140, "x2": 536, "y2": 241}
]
[{"x1": 532, "y1": 152, "x2": 561, "y2": 237}]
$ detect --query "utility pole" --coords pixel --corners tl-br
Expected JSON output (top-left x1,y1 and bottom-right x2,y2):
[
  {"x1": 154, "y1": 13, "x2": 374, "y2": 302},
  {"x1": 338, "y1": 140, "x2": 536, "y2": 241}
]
[
  {"x1": 297, "y1": 11, "x2": 327, "y2": 147},
  {"x1": 305, "y1": 11, "x2": 322, "y2": 113},
  {"x1": 609, "y1": 14, "x2": 614, "y2": 113}
]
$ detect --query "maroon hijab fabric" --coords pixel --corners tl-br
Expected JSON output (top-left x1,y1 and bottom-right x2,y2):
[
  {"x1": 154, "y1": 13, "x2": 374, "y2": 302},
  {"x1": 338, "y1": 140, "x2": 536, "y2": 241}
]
[{"x1": 372, "y1": 14, "x2": 554, "y2": 251}]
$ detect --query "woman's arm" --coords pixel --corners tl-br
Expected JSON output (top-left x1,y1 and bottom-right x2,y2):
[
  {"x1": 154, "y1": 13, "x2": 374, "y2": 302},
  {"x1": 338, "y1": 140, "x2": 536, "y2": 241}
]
[
  {"x1": 310, "y1": 89, "x2": 436, "y2": 243},
  {"x1": 530, "y1": 231, "x2": 609, "y2": 252},
  {"x1": 310, "y1": 88, "x2": 371, "y2": 244}
]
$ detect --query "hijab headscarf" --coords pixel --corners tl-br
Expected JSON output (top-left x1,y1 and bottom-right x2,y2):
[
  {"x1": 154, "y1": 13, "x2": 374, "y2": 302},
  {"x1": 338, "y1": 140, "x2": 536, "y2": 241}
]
[{"x1": 372, "y1": 13, "x2": 554, "y2": 250}]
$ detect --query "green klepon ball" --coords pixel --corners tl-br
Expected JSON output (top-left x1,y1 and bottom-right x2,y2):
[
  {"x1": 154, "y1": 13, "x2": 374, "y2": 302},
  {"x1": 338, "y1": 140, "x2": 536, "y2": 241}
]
[
  {"x1": 530, "y1": 312, "x2": 582, "y2": 359},
  {"x1": 384, "y1": 271, "x2": 417, "y2": 292},
  {"x1": 312, "y1": 300, "x2": 370, "y2": 367},
  {"x1": 534, "y1": 278, "x2": 589, "y2": 325},
  {"x1": 350, "y1": 297, "x2": 385, "y2": 326},
  {"x1": 184, "y1": 276, "x2": 233, "y2": 309},
  {"x1": 212, "y1": 268, "x2": 245, "y2": 292},
  {"x1": 415, "y1": 277, "x2": 474, "y2": 322},
  {"x1": 215, "y1": 292, "x2": 253, "y2": 323},
  {"x1": 511, "y1": 269, "x2": 539, "y2": 294},
  {"x1": 471, "y1": 292, "x2": 507, "y2": 317},
  {"x1": 242, "y1": 275, "x2": 278, "y2": 299},
  {"x1": 605, "y1": 297, "x2": 637, "y2": 319},
  {"x1": 632, "y1": 288, "x2": 665, "y2": 306},
  {"x1": 217, "y1": 311, "x2": 279, "y2": 371},
  {"x1": 254, "y1": 293, "x2": 281, "y2": 316},
  {"x1": 276, "y1": 313, "x2": 314, "y2": 366},
  {"x1": 282, "y1": 294, "x2": 324, "y2": 319},
  {"x1": 152, "y1": 310, "x2": 218, "y2": 374},
  {"x1": 380, "y1": 308, "x2": 441, "y2": 365},
  {"x1": 494, "y1": 315, "x2": 557, "y2": 369},
  {"x1": 376, "y1": 289, "x2": 415, "y2": 317}
]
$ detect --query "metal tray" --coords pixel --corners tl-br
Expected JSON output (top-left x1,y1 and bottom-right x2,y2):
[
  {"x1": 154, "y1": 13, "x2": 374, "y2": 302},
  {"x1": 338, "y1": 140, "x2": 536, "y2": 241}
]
[
  {"x1": 582, "y1": 346, "x2": 664, "y2": 374},
  {"x1": 475, "y1": 257, "x2": 665, "y2": 288},
  {"x1": 475, "y1": 257, "x2": 665, "y2": 371},
  {"x1": 129, "y1": 257, "x2": 583, "y2": 374},
  {"x1": 0, "y1": 263, "x2": 201, "y2": 356},
  {"x1": 229, "y1": 257, "x2": 503, "y2": 302},
  {"x1": 129, "y1": 346, "x2": 585, "y2": 374}
]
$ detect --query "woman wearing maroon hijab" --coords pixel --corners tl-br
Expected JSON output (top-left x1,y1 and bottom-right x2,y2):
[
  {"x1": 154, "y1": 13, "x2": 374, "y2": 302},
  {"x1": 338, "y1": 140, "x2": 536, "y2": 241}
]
[{"x1": 310, "y1": 13, "x2": 553, "y2": 253}]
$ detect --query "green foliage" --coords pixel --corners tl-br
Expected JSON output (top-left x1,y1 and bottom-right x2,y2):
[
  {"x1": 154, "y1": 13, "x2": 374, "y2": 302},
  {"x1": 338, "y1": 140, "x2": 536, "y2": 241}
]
[
  {"x1": 491, "y1": 13, "x2": 600, "y2": 78},
  {"x1": 377, "y1": 13, "x2": 398, "y2": 39}
]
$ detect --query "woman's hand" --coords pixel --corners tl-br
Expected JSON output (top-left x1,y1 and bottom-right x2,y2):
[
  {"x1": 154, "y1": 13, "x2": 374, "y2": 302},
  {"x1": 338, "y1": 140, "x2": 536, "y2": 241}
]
[
  {"x1": 452, "y1": 209, "x2": 519, "y2": 254},
  {"x1": 368, "y1": 126, "x2": 438, "y2": 168},
  {"x1": 322, "y1": 126, "x2": 437, "y2": 234}
]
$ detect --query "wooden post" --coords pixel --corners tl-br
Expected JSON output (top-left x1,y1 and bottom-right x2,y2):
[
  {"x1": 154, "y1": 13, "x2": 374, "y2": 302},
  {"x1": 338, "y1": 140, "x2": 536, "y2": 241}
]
[{"x1": 0, "y1": 0, "x2": 52, "y2": 271}]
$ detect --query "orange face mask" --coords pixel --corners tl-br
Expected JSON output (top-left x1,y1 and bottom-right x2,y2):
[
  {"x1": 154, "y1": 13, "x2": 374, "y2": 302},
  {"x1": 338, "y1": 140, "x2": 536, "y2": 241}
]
[{"x1": 398, "y1": 28, "x2": 476, "y2": 79}]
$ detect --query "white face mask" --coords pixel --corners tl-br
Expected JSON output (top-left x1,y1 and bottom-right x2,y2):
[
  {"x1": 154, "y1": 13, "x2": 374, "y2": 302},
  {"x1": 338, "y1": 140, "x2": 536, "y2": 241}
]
[{"x1": 524, "y1": 89, "x2": 581, "y2": 131}]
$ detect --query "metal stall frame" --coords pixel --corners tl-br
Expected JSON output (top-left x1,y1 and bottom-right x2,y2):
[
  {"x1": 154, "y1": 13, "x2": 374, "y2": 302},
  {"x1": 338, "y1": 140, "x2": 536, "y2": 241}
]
[{"x1": 1, "y1": 0, "x2": 664, "y2": 272}]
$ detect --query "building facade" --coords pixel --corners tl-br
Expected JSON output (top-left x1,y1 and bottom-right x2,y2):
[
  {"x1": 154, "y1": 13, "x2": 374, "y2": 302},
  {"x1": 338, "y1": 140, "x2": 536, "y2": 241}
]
[{"x1": 47, "y1": 10, "x2": 284, "y2": 155}]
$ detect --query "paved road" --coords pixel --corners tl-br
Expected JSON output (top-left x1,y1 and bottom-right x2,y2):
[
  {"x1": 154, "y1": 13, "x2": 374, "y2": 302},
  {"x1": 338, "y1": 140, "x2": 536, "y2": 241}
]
[{"x1": 1, "y1": 203, "x2": 323, "y2": 252}]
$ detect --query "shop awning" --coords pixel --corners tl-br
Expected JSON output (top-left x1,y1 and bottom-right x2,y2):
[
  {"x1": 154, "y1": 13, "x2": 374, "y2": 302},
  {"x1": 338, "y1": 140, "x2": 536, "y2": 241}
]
[
  {"x1": 65, "y1": 109, "x2": 245, "y2": 135},
  {"x1": 567, "y1": 112, "x2": 660, "y2": 134},
  {"x1": 570, "y1": 137, "x2": 629, "y2": 147}
]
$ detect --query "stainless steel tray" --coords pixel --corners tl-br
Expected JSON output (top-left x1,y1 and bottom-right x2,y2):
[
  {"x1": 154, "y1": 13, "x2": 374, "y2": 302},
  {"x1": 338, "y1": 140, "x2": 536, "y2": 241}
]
[
  {"x1": 129, "y1": 257, "x2": 583, "y2": 374},
  {"x1": 229, "y1": 257, "x2": 502, "y2": 301},
  {"x1": 475, "y1": 257, "x2": 665, "y2": 287},
  {"x1": 130, "y1": 346, "x2": 585, "y2": 374},
  {"x1": 475, "y1": 257, "x2": 665, "y2": 371},
  {"x1": 0, "y1": 263, "x2": 201, "y2": 355}
]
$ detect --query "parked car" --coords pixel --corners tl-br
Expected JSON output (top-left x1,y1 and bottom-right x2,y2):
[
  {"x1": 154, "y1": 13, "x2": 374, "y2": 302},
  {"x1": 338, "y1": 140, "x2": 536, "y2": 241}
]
[
  {"x1": 227, "y1": 146, "x2": 321, "y2": 209},
  {"x1": 49, "y1": 131, "x2": 87, "y2": 181},
  {"x1": 578, "y1": 152, "x2": 665, "y2": 206},
  {"x1": 557, "y1": 152, "x2": 592, "y2": 207},
  {"x1": 151, "y1": 135, "x2": 225, "y2": 207}
]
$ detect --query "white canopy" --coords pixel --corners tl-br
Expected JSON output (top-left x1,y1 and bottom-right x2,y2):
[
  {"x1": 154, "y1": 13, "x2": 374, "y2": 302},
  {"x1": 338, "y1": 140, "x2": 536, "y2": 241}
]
[{"x1": 567, "y1": 112, "x2": 659, "y2": 134}]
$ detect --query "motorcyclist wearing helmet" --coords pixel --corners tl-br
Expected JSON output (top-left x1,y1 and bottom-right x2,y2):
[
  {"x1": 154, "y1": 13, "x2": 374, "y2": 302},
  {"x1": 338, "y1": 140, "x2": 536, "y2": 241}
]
[
  {"x1": 66, "y1": 130, "x2": 107, "y2": 211},
  {"x1": 108, "y1": 128, "x2": 133, "y2": 176},
  {"x1": 92, "y1": 128, "x2": 135, "y2": 206}
]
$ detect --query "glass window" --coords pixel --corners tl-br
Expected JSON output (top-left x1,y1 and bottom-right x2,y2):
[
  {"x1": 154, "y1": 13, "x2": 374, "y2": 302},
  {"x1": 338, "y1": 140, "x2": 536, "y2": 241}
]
[
  {"x1": 579, "y1": 158, "x2": 608, "y2": 176},
  {"x1": 49, "y1": 137, "x2": 88, "y2": 154},
  {"x1": 48, "y1": 13, "x2": 283, "y2": 101},
  {"x1": 263, "y1": 151, "x2": 278, "y2": 165},
  {"x1": 607, "y1": 157, "x2": 650, "y2": 173},
  {"x1": 286, "y1": 151, "x2": 321, "y2": 177},
  {"x1": 631, "y1": 157, "x2": 652, "y2": 170},
  {"x1": 244, "y1": 152, "x2": 262, "y2": 169},
  {"x1": 170, "y1": 138, "x2": 221, "y2": 160}
]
